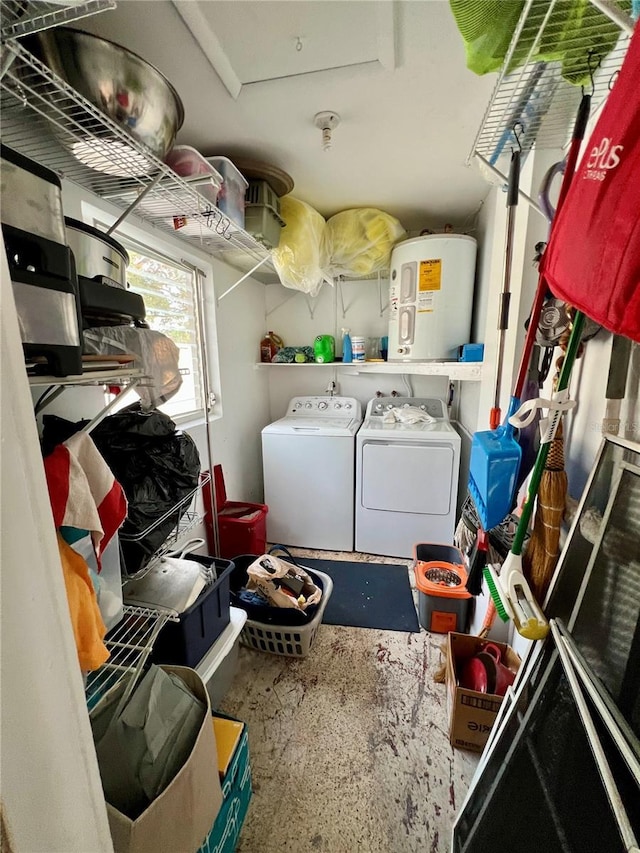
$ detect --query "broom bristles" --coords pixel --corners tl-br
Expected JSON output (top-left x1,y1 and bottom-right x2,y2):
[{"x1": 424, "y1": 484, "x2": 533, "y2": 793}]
[{"x1": 523, "y1": 423, "x2": 568, "y2": 601}]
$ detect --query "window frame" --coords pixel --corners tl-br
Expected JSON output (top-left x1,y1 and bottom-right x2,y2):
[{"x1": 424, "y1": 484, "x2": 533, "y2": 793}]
[{"x1": 80, "y1": 200, "x2": 220, "y2": 426}]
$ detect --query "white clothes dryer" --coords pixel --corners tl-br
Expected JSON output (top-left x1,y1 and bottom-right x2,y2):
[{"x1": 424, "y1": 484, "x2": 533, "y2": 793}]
[
  {"x1": 262, "y1": 396, "x2": 362, "y2": 551},
  {"x1": 355, "y1": 396, "x2": 461, "y2": 558}
]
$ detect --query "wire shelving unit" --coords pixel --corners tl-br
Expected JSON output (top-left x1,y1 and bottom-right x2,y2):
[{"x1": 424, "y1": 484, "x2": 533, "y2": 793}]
[
  {"x1": 0, "y1": 39, "x2": 279, "y2": 284},
  {"x1": 468, "y1": 0, "x2": 634, "y2": 206}
]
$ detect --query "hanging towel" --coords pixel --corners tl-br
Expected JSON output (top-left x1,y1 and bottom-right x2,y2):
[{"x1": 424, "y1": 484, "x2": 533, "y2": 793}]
[
  {"x1": 382, "y1": 406, "x2": 437, "y2": 425},
  {"x1": 57, "y1": 533, "x2": 109, "y2": 672},
  {"x1": 44, "y1": 431, "x2": 127, "y2": 562}
]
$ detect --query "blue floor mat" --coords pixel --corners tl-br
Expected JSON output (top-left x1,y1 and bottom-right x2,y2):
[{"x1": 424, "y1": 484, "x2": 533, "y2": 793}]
[{"x1": 300, "y1": 558, "x2": 420, "y2": 633}]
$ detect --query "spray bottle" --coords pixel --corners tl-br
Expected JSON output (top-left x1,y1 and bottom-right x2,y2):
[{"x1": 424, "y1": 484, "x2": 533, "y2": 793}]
[{"x1": 342, "y1": 328, "x2": 353, "y2": 363}]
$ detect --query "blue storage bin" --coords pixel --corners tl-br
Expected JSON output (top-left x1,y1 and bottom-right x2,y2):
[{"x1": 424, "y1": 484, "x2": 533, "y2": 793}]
[
  {"x1": 198, "y1": 717, "x2": 252, "y2": 853},
  {"x1": 151, "y1": 556, "x2": 234, "y2": 668}
]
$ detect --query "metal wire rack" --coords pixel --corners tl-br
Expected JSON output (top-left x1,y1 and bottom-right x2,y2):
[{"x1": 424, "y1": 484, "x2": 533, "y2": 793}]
[
  {"x1": 0, "y1": 0, "x2": 115, "y2": 40},
  {"x1": 85, "y1": 604, "x2": 177, "y2": 716},
  {"x1": 469, "y1": 0, "x2": 633, "y2": 169},
  {"x1": 119, "y1": 472, "x2": 210, "y2": 579},
  {"x1": 0, "y1": 40, "x2": 279, "y2": 283}
]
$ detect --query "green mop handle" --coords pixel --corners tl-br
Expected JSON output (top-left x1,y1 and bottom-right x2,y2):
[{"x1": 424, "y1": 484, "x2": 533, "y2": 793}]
[{"x1": 511, "y1": 311, "x2": 586, "y2": 555}]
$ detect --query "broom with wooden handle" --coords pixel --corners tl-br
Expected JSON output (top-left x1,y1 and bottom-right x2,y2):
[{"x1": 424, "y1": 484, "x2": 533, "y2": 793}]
[{"x1": 523, "y1": 311, "x2": 580, "y2": 602}]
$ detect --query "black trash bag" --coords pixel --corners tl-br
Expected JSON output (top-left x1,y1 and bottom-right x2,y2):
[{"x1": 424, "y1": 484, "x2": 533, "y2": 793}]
[{"x1": 42, "y1": 405, "x2": 201, "y2": 574}]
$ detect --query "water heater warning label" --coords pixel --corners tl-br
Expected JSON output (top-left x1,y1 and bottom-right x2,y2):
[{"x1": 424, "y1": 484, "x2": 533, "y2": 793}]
[
  {"x1": 418, "y1": 258, "x2": 441, "y2": 311},
  {"x1": 419, "y1": 259, "x2": 441, "y2": 290}
]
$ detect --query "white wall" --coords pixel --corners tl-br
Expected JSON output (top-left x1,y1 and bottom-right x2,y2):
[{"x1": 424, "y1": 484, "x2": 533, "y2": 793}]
[
  {"x1": 264, "y1": 275, "x2": 458, "y2": 419},
  {"x1": 1, "y1": 244, "x2": 114, "y2": 853}
]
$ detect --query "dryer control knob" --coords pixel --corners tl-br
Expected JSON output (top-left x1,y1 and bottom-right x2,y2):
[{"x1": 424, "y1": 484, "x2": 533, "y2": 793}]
[
  {"x1": 402, "y1": 403, "x2": 410, "y2": 408},
  {"x1": 386, "y1": 404, "x2": 394, "y2": 410},
  {"x1": 305, "y1": 402, "x2": 313, "y2": 409},
  {"x1": 375, "y1": 404, "x2": 383, "y2": 411},
  {"x1": 420, "y1": 405, "x2": 426, "y2": 410},
  {"x1": 318, "y1": 401, "x2": 328, "y2": 410},
  {"x1": 295, "y1": 402, "x2": 302, "y2": 409},
  {"x1": 344, "y1": 403, "x2": 351, "y2": 409},
  {"x1": 334, "y1": 402, "x2": 342, "y2": 409}
]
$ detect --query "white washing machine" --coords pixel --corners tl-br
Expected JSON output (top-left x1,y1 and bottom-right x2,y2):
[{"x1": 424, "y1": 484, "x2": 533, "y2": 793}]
[
  {"x1": 355, "y1": 396, "x2": 461, "y2": 558},
  {"x1": 262, "y1": 396, "x2": 362, "y2": 551}
]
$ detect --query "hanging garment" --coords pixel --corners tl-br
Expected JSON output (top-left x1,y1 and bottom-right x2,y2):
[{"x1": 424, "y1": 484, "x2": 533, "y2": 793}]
[
  {"x1": 449, "y1": 0, "x2": 629, "y2": 84},
  {"x1": 44, "y1": 431, "x2": 127, "y2": 561},
  {"x1": 57, "y1": 533, "x2": 109, "y2": 672},
  {"x1": 542, "y1": 24, "x2": 640, "y2": 342}
]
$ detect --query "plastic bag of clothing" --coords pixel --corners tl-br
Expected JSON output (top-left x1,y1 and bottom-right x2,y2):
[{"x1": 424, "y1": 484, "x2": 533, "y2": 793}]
[
  {"x1": 83, "y1": 325, "x2": 182, "y2": 410},
  {"x1": 43, "y1": 406, "x2": 202, "y2": 574},
  {"x1": 321, "y1": 208, "x2": 405, "y2": 279},
  {"x1": 272, "y1": 196, "x2": 328, "y2": 297}
]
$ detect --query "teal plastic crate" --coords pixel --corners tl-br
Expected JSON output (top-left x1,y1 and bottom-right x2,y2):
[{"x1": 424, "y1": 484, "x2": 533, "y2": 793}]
[{"x1": 198, "y1": 720, "x2": 252, "y2": 853}]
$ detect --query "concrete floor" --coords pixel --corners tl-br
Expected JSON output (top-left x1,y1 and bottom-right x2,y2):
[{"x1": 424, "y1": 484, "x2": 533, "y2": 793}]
[{"x1": 219, "y1": 549, "x2": 478, "y2": 853}]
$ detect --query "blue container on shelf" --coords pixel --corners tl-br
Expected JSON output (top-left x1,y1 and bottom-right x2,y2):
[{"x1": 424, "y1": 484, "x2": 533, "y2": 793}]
[{"x1": 151, "y1": 555, "x2": 235, "y2": 668}]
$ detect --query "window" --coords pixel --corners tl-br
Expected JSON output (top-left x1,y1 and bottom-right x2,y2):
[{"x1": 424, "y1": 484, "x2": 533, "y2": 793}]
[
  {"x1": 124, "y1": 245, "x2": 203, "y2": 420},
  {"x1": 82, "y1": 199, "x2": 217, "y2": 422}
]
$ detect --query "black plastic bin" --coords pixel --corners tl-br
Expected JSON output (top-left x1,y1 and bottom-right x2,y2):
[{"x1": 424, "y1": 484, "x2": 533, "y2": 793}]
[{"x1": 151, "y1": 555, "x2": 234, "y2": 667}]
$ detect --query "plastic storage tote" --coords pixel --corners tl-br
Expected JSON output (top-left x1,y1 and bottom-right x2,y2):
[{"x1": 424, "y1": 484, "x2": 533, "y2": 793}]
[
  {"x1": 244, "y1": 203, "x2": 285, "y2": 249},
  {"x1": 246, "y1": 179, "x2": 281, "y2": 213},
  {"x1": 151, "y1": 555, "x2": 234, "y2": 667},
  {"x1": 164, "y1": 145, "x2": 223, "y2": 208},
  {"x1": 205, "y1": 156, "x2": 248, "y2": 229},
  {"x1": 414, "y1": 543, "x2": 471, "y2": 633},
  {"x1": 202, "y1": 466, "x2": 268, "y2": 560},
  {"x1": 196, "y1": 607, "x2": 247, "y2": 710},
  {"x1": 230, "y1": 554, "x2": 333, "y2": 658}
]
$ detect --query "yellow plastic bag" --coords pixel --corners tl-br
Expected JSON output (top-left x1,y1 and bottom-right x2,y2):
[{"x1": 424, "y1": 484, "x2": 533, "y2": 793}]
[
  {"x1": 322, "y1": 208, "x2": 406, "y2": 279},
  {"x1": 272, "y1": 196, "x2": 328, "y2": 297}
]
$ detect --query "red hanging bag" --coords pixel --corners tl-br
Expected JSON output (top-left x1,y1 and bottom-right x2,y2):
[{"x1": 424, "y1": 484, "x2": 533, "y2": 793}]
[{"x1": 541, "y1": 24, "x2": 640, "y2": 342}]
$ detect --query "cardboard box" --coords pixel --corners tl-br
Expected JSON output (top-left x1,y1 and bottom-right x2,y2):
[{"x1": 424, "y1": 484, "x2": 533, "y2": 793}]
[
  {"x1": 107, "y1": 666, "x2": 223, "y2": 853},
  {"x1": 199, "y1": 716, "x2": 252, "y2": 853},
  {"x1": 446, "y1": 632, "x2": 521, "y2": 753}
]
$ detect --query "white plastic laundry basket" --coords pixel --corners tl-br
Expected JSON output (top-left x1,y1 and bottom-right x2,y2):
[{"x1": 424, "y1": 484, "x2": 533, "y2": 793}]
[{"x1": 240, "y1": 569, "x2": 333, "y2": 658}]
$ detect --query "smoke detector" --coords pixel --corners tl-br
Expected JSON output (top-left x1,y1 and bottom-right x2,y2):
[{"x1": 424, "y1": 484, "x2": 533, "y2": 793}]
[{"x1": 314, "y1": 111, "x2": 340, "y2": 151}]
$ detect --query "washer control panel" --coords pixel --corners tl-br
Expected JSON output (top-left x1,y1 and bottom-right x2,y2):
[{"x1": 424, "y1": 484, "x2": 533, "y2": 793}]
[
  {"x1": 366, "y1": 396, "x2": 447, "y2": 419},
  {"x1": 289, "y1": 396, "x2": 362, "y2": 419}
]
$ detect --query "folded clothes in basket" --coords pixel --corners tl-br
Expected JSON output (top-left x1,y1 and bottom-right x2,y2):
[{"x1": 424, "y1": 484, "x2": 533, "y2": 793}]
[{"x1": 236, "y1": 588, "x2": 270, "y2": 608}]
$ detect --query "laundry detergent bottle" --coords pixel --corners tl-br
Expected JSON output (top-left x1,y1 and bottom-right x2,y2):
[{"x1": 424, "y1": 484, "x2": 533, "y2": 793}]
[
  {"x1": 342, "y1": 328, "x2": 353, "y2": 363},
  {"x1": 260, "y1": 331, "x2": 284, "y2": 363}
]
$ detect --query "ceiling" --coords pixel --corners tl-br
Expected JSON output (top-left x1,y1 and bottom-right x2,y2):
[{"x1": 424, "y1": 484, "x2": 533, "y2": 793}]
[{"x1": 77, "y1": 0, "x2": 498, "y2": 233}]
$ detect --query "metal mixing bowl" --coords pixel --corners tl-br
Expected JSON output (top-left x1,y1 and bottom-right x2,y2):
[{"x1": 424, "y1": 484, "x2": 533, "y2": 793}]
[{"x1": 25, "y1": 27, "x2": 184, "y2": 173}]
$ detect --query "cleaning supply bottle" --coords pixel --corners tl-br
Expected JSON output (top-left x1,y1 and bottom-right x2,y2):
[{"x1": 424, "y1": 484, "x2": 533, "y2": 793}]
[
  {"x1": 342, "y1": 328, "x2": 353, "y2": 363},
  {"x1": 260, "y1": 331, "x2": 284, "y2": 363}
]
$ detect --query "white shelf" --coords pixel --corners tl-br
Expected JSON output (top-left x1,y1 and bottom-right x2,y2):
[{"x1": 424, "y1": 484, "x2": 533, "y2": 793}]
[
  {"x1": 469, "y1": 0, "x2": 632, "y2": 165},
  {"x1": 0, "y1": 0, "x2": 115, "y2": 40},
  {"x1": 85, "y1": 604, "x2": 177, "y2": 716},
  {"x1": 254, "y1": 361, "x2": 483, "y2": 380},
  {"x1": 28, "y1": 366, "x2": 146, "y2": 387},
  {"x1": 0, "y1": 40, "x2": 279, "y2": 285}
]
